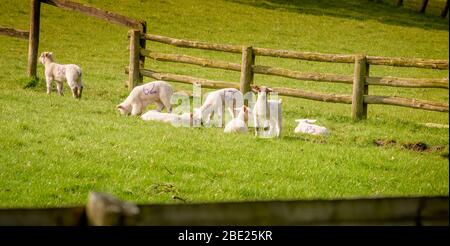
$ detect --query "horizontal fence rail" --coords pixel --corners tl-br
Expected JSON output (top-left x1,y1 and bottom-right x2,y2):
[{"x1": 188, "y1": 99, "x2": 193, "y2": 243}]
[
  {"x1": 126, "y1": 67, "x2": 240, "y2": 89},
  {"x1": 142, "y1": 34, "x2": 449, "y2": 70},
  {"x1": 128, "y1": 33, "x2": 449, "y2": 119},
  {"x1": 366, "y1": 76, "x2": 449, "y2": 89},
  {"x1": 143, "y1": 34, "x2": 242, "y2": 53},
  {"x1": 366, "y1": 55, "x2": 449, "y2": 70},
  {"x1": 0, "y1": 26, "x2": 29, "y2": 39},
  {"x1": 141, "y1": 50, "x2": 241, "y2": 71},
  {"x1": 0, "y1": 192, "x2": 448, "y2": 226},
  {"x1": 143, "y1": 49, "x2": 449, "y2": 89},
  {"x1": 253, "y1": 47, "x2": 356, "y2": 63},
  {"x1": 41, "y1": 0, "x2": 143, "y2": 29},
  {"x1": 364, "y1": 95, "x2": 449, "y2": 112}
]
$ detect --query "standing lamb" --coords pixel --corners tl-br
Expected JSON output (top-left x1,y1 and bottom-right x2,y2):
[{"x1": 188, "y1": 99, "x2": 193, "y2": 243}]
[
  {"x1": 117, "y1": 81, "x2": 173, "y2": 116},
  {"x1": 252, "y1": 85, "x2": 282, "y2": 138},
  {"x1": 39, "y1": 52, "x2": 83, "y2": 99}
]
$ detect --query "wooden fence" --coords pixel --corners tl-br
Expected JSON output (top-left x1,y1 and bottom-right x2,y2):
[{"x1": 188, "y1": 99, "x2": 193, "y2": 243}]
[
  {"x1": 0, "y1": 192, "x2": 448, "y2": 226},
  {"x1": 126, "y1": 33, "x2": 449, "y2": 120},
  {"x1": 26, "y1": 0, "x2": 146, "y2": 78}
]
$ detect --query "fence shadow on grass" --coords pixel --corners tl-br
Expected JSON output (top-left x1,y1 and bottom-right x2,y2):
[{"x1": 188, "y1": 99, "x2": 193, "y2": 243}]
[{"x1": 228, "y1": 0, "x2": 449, "y2": 31}]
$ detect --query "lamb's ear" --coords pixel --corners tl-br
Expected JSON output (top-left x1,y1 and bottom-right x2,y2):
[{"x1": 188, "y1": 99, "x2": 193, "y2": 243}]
[
  {"x1": 116, "y1": 104, "x2": 123, "y2": 109},
  {"x1": 266, "y1": 87, "x2": 274, "y2": 93},
  {"x1": 48, "y1": 52, "x2": 53, "y2": 57}
]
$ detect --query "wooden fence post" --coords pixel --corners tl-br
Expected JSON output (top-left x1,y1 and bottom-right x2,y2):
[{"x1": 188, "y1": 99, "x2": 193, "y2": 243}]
[
  {"x1": 139, "y1": 21, "x2": 146, "y2": 83},
  {"x1": 420, "y1": 0, "x2": 429, "y2": 13},
  {"x1": 352, "y1": 54, "x2": 367, "y2": 121},
  {"x1": 239, "y1": 46, "x2": 255, "y2": 95},
  {"x1": 27, "y1": 0, "x2": 41, "y2": 78},
  {"x1": 128, "y1": 29, "x2": 141, "y2": 90},
  {"x1": 86, "y1": 192, "x2": 139, "y2": 226},
  {"x1": 363, "y1": 62, "x2": 370, "y2": 118},
  {"x1": 441, "y1": 0, "x2": 449, "y2": 18}
]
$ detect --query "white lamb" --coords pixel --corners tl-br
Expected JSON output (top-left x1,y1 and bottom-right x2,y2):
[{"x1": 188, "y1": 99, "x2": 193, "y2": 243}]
[
  {"x1": 294, "y1": 119, "x2": 329, "y2": 136},
  {"x1": 224, "y1": 106, "x2": 249, "y2": 134},
  {"x1": 39, "y1": 52, "x2": 83, "y2": 99},
  {"x1": 117, "y1": 81, "x2": 173, "y2": 116},
  {"x1": 141, "y1": 110, "x2": 192, "y2": 127},
  {"x1": 252, "y1": 85, "x2": 282, "y2": 138},
  {"x1": 193, "y1": 88, "x2": 241, "y2": 127}
]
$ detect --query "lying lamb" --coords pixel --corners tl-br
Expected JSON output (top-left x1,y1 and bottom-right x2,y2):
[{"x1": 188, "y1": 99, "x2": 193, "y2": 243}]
[
  {"x1": 117, "y1": 80, "x2": 173, "y2": 116},
  {"x1": 141, "y1": 110, "x2": 193, "y2": 127},
  {"x1": 224, "y1": 106, "x2": 249, "y2": 134},
  {"x1": 39, "y1": 52, "x2": 83, "y2": 99},
  {"x1": 294, "y1": 119, "x2": 329, "y2": 136},
  {"x1": 193, "y1": 88, "x2": 241, "y2": 127},
  {"x1": 252, "y1": 85, "x2": 282, "y2": 138}
]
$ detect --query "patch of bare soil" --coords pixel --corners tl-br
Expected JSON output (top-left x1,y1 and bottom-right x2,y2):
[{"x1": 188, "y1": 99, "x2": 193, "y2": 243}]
[{"x1": 374, "y1": 139, "x2": 446, "y2": 154}]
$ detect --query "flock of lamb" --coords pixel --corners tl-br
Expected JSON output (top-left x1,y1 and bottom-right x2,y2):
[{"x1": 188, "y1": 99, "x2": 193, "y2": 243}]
[{"x1": 39, "y1": 52, "x2": 329, "y2": 137}]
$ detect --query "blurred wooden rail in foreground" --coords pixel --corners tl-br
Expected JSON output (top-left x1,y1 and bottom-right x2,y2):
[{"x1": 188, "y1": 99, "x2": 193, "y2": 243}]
[{"x1": 0, "y1": 192, "x2": 448, "y2": 226}]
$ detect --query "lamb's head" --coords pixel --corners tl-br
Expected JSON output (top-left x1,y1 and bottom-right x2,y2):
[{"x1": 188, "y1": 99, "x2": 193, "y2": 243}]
[
  {"x1": 117, "y1": 103, "x2": 131, "y2": 115},
  {"x1": 235, "y1": 105, "x2": 250, "y2": 122},
  {"x1": 251, "y1": 85, "x2": 273, "y2": 99},
  {"x1": 39, "y1": 52, "x2": 54, "y2": 65}
]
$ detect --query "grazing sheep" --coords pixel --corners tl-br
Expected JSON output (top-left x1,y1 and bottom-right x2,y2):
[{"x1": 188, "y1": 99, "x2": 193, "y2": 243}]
[
  {"x1": 224, "y1": 106, "x2": 249, "y2": 134},
  {"x1": 39, "y1": 52, "x2": 83, "y2": 99},
  {"x1": 141, "y1": 110, "x2": 192, "y2": 127},
  {"x1": 252, "y1": 85, "x2": 282, "y2": 138},
  {"x1": 117, "y1": 81, "x2": 173, "y2": 116},
  {"x1": 193, "y1": 88, "x2": 241, "y2": 127},
  {"x1": 294, "y1": 119, "x2": 329, "y2": 136}
]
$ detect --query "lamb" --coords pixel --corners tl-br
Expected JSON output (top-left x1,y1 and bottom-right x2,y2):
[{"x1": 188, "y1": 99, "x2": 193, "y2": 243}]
[
  {"x1": 140, "y1": 110, "x2": 193, "y2": 127},
  {"x1": 252, "y1": 85, "x2": 282, "y2": 138},
  {"x1": 294, "y1": 119, "x2": 329, "y2": 136},
  {"x1": 117, "y1": 80, "x2": 173, "y2": 116},
  {"x1": 193, "y1": 88, "x2": 241, "y2": 127},
  {"x1": 224, "y1": 106, "x2": 249, "y2": 134},
  {"x1": 39, "y1": 52, "x2": 83, "y2": 99}
]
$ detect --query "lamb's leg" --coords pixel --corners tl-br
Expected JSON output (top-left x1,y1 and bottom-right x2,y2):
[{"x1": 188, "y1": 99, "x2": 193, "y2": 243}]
[
  {"x1": 253, "y1": 114, "x2": 259, "y2": 136},
  {"x1": 56, "y1": 82, "x2": 64, "y2": 96},
  {"x1": 155, "y1": 101, "x2": 165, "y2": 112},
  {"x1": 77, "y1": 86, "x2": 83, "y2": 99},
  {"x1": 131, "y1": 103, "x2": 142, "y2": 116},
  {"x1": 46, "y1": 77, "x2": 53, "y2": 95},
  {"x1": 160, "y1": 94, "x2": 172, "y2": 113},
  {"x1": 71, "y1": 87, "x2": 78, "y2": 98}
]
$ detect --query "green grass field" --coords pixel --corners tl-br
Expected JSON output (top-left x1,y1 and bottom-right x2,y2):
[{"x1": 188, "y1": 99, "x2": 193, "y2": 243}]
[{"x1": 0, "y1": 0, "x2": 448, "y2": 207}]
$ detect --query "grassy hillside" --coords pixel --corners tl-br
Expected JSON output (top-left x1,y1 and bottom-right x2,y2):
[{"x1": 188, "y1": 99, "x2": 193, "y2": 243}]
[{"x1": 0, "y1": 0, "x2": 448, "y2": 207}]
